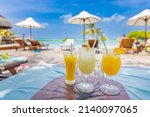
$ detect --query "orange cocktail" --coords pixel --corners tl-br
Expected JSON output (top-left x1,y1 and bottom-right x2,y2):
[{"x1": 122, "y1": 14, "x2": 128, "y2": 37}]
[
  {"x1": 102, "y1": 53, "x2": 121, "y2": 77},
  {"x1": 100, "y1": 49, "x2": 121, "y2": 95},
  {"x1": 64, "y1": 52, "x2": 77, "y2": 85}
]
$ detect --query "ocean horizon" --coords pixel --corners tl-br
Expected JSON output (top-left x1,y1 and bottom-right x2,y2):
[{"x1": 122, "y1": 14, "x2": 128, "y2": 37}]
[{"x1": 34, "y1": 38, "x2": 119, "y2": 48}]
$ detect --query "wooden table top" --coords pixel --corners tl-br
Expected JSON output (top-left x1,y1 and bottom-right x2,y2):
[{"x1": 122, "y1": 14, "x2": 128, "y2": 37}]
[{"x1": 32, "y1": 76, "x2": 130, "y2": 100}]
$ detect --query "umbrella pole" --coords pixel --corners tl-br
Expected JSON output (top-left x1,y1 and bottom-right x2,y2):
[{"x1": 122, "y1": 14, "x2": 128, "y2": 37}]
[
  {"x1": 145, "y1": 19, "x2": 148, "y2": 39},
  {"x1": 30, "y1": 26, "x2": 32, "y2": 40},
  {"x1": 83, "y1": 20, "x2": 85, "y2": 45}
]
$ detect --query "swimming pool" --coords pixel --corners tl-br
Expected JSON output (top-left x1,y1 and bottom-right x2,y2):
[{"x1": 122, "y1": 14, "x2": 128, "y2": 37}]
[
  {"x1": 114, "y1": 66, "x2": 150, "y2": 100},
  {"x1": 0, "y1": 65, "x2": 149, "y2": 100}
]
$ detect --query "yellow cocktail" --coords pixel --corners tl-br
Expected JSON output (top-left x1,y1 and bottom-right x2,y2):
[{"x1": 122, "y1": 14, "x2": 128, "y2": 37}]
[
  {"x1": 64, "y1": 52, "x2": 77, "y2": 85},
  {"x1": 100, "y1": 50, "x2": 121, "y2": 95},
  {"x1": 102, "y1": 53, "x2": 121, "y2": 77},
  {"x1": 77, "y1": 47, "x2": 96, "y2": 93},
  {"x1": 78, "y1": 48, "x2": 96, "y2": 75}
]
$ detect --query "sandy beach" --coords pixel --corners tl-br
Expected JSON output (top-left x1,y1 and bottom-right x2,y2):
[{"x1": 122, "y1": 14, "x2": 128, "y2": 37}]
[{"x1": 0, "y1": 48, "x2": 150, "y2": 67}]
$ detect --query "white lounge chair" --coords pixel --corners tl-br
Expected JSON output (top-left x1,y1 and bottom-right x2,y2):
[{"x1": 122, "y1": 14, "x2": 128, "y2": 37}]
[{"x1": 61, "y1": 39, "x2": 75, "y2": 50}]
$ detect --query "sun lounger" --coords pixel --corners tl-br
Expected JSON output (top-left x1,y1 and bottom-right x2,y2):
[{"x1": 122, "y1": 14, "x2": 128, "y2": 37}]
[
  {"x1": 88, "y1": 39, "x2": 101, "y2": 53},
  {"x1": 61, "y1": 39, "x2": 75, "y2": 50},
  {"x1": 0, "y1": 57, "x2": 28, "y2": 77},
  {"x1": 29, "y1": 40, "x2": 49, "y2": 50},
  {"x1": 0, "y1": 44, "x2": 20, "y2": 50},
  {"x1": 119, "y1": 38, "x2": 134, "y2": 53},
  {"x1": 2, "y1": 36, "x2": 14, "y2": 44},
  {"x1": 88, "y1": 39, "x2": 99, "y2": 48},
  {"x1": 14, "y1": 38, "x2": 31, "y2": 50}
]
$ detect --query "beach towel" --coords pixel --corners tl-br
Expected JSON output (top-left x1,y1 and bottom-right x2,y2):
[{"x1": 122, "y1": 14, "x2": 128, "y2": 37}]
[{"x1": 0, "y1": 56, "x2": 27, "y2": 63}]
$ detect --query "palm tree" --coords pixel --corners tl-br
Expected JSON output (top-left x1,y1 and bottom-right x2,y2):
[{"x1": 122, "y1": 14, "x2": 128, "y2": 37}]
[
  {"x1": 84, "y1": 24, "x2": 95, "y2": 39},
  {"x1": 84, "y1": 24, "x2": 106, "y2": 40},
  {"x1": 84, "y1": 23, "x2": 108, "y2": 51}
]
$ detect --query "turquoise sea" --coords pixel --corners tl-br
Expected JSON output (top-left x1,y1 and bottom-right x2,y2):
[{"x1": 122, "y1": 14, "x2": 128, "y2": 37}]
[{"x1": 35, "y1": 38, "x2": 119, "y2": 48}]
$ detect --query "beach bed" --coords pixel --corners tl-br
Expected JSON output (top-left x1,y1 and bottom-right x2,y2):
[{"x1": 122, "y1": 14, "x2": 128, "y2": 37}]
[
  {"x1": 0, "y1": 44, "x2": 20, "y2": 50},
  {"x1": 0, "y1": 60, "x2": 27, "y2": 75},
  {"x1": 0, "y1": 57, "x2": 28, "y2": 78},
  {"x1": 29, "y1": 40, "x2": 49, "y2": 50},
  {"x1": 14, "y1": 39, "x2": 31, "y2": 50},
  {"x1": 119, "y1": 38, "x2": 134, "y2": 53}
]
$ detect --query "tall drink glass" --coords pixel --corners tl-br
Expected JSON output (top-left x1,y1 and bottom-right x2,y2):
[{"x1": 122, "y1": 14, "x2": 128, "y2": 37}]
[
  {"x1": 64, "y1": 51, "x2": 77, "y2": 85},
  {"x1": 100, "y1": 49, "x2": 121, "y2": 95},
  {"x1": 77, "y1": 47, "x2": 96, "y2": 93}
]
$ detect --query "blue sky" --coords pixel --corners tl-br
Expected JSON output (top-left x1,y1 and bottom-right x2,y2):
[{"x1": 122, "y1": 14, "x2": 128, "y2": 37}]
[{"x1": 0, "y1": 0, "x2": 150, "y2": 39}]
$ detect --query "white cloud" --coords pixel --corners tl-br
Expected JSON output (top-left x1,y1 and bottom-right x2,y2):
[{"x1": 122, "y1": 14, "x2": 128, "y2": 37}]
[
  {"x1": 60, "y1": 14, "x2": 73, "y2": 24},
  {"x1": 102, "y1": 13, "x2": 126, "y2": 23},
  {"x1": 42, "y1": 22, "x2": 49, "y2": 27}
]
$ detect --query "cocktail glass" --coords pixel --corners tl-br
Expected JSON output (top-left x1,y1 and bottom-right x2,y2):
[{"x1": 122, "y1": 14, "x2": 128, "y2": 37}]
[
  {"x1": 77, "y1": 47, "x2": 96, "y2": 93},
  {"x1": 64, "y1": 51, "x2": 77, "y2": 85},
  {"x1": 100, "y1": 49, "x2": 121, "y2": 95}
]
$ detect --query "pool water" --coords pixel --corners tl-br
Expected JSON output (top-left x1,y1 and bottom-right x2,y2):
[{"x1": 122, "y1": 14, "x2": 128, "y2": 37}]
[
  {"x1": 0, "y1": 65, "x2": 149, "y2": 100},
  {"x1": 114, "y1": 66, "x2": 150, "y2": 100}
]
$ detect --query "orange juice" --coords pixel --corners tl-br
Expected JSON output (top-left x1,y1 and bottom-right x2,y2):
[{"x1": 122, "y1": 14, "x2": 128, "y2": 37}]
[
  {"x1": 64, "y1": 53, "x2": 77, "y2": 85},
  {"x1": 102, "y1": 53, "x2": 121, "y2": 77}
]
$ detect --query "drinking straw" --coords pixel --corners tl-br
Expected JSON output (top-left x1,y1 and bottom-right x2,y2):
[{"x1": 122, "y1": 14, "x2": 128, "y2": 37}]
[
  {"x1": 92, "y1": 31, "x2": 108, "y2": 54},
  {"x1": 100, "y1": 32, "x2": 108, "y2": 54},
  {"x1": 71, "y1": 43, "x2": 73, "y2": 55},
  {"x1": 92, "y1": 39, "x2": 97, "y2": 48}
]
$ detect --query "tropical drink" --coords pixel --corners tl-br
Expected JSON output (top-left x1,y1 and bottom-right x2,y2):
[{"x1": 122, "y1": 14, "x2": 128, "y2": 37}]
[
  {"x1": 102, "y1": 53, "x2": 121, "y2": 77},
  {"x1": 100, "y1": 50, "x2": 121, "y2": 95},
  {"x1": 64, "y1": 51, "x2": 77, "y2": 85},
  {"x1": 78, "y1": 48, "x2": 96, "y2": 75},
  {"x1": 77, "y1": 47, "x2": 96, "y2": 93}
]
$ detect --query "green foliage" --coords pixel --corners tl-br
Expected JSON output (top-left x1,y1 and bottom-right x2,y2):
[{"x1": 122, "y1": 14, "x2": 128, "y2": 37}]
[
  {"x1": 100, "y1": 35, "x2": 107, "y2": 41},
  {"x1": 84, "y1": 24, "x2": 95, "y2": 37},
  {"x1": 127, "y1": 30, "x2": 150, "y2": 39},
  {"x1": 84, "y1": 24, "x2": 107, "y2": 41},
  {"x1": 62, "y1": 37, "x2": 68, "y2": 42},
  {"x1": 0, "y1": 29, "x2": 14, "y2": 36},
  {"x1": 84, "y1": 23, "x2": 108, "y2": 51}
]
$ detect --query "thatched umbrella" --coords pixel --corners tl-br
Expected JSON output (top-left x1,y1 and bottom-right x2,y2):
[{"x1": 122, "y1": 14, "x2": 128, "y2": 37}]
[{"x1": 0, "y1": 15, "x2": 12, "y2": 29}]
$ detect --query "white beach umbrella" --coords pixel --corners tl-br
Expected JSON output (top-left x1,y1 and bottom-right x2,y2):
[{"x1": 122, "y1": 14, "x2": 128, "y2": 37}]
[
  {"x1": 16, "y1": 17, "x2": 44, "y2": 39},
  {"x1": 68, "y1": 11, "x2": 101, "y2": 44},
  {"x1": 127, "y1": 9, "x2": 150, "y2": 39}
]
